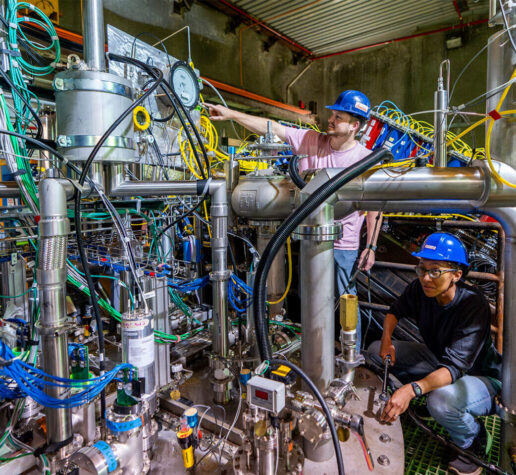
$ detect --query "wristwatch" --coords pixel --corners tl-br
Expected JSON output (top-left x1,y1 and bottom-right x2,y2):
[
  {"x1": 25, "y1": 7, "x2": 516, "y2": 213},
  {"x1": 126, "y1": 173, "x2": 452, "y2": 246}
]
[{"x1": 411, "y1": 382, "x2": 423, "y2": 397}]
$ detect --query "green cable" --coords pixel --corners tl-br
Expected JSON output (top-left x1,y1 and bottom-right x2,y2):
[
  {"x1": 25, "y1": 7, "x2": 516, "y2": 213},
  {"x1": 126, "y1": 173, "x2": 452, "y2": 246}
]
[
  {"x1": 168, "y1": 288, "x2": 192, "y2": 317},
  {"x1": 7, "y1": 1, "x2": 61, "y2": 76},
  {"x1": 67, "y1": 259, "x2": 135, "y2": 311},
  {"x1": 0, "y1": 288, "x2": 31, "y2": 299},
  {"x1": 67, "y1": 276, "x2": 201, "y2": 343}
]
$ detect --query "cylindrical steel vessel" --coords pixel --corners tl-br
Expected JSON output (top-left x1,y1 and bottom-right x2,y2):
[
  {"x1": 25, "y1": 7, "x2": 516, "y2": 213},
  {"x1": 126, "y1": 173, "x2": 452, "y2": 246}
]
[
  {"x1": 121, "y1": 309, "x2": 156, "y2": 397},
  {"x1": 256, "y1": 223, "x2": 285, "y2": 316},
  {"x1": 54, "y1": 70, "x2": 134, "y2": 166},
  {"x1": 231, "y1": 175, "x2": 295, "y2": 219}
]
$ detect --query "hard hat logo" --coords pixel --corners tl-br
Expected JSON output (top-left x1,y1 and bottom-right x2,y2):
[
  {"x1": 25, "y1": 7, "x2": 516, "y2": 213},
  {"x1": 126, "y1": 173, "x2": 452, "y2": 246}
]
[
  {"x1": 325, "y1": 90, "x2": 371, "y2": 119},
  {"x1": 354, "y1": 101, "x2": 369, "y2": 113}
]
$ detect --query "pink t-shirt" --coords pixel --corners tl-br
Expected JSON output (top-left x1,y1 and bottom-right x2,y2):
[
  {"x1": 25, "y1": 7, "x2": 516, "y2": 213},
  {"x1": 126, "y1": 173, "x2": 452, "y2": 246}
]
[{"x1": 284, "y1": 127, "x2": 370, "y2": 250}]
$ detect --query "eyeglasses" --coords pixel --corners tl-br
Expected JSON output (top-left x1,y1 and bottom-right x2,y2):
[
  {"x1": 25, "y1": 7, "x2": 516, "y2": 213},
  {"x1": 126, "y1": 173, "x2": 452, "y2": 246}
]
[{"x1": 414, "y1": 266, "x2": 457, "y2": 279}]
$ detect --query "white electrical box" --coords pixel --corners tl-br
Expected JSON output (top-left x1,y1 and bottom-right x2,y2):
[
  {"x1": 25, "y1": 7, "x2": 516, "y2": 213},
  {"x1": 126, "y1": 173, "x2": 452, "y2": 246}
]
[{"x1": 247, "y1": 376, "x2": 285, "y2": 413}]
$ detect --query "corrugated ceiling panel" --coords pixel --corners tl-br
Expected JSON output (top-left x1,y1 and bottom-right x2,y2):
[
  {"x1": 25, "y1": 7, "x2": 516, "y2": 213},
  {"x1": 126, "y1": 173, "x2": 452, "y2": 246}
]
[{"x1": 231, "y1": 0, "x2": 489, "y2": 55}]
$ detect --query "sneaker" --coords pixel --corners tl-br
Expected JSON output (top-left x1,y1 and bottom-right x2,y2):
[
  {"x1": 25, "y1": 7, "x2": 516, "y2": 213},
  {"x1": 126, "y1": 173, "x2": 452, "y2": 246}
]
[{"x1": 448, "y1": 454, "x2": 482, "y2": 475}]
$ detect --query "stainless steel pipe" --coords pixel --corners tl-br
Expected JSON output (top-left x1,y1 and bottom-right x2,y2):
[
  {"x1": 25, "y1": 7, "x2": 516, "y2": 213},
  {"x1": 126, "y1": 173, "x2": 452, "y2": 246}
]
[
  {"x1": 37, "y1": 179, "x2": 72, "y2": 447},
  {"x1": 209, "y1": 181, "x2": 230, "y2": 358},
  {"x1": 299, "y1": 203, "x2": 339, "y2": 392},
  {"x1": 0, "y1": 181, "x2": 21, "y2": 198},
  {"x1": 485, "y1": 208, "x2": 516, "y2": 470},
  {"x1": 81, "y1": 0, "x2": 106, "y2": 71}
]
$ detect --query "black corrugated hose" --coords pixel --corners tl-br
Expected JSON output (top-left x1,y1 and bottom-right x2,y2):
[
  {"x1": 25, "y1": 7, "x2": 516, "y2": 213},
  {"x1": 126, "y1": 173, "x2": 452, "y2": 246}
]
[
  {"x1": 253, "y1": 147, "x2": 392, "y2": 362},
  {"x1": 288, "y1": 154, "x2": 306, "y2": 190}
]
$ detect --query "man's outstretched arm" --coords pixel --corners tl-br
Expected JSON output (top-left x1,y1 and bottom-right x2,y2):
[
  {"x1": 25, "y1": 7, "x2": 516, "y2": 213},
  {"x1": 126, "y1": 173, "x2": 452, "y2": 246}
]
[{"x1": 206, "y1": 103, "x2": 287, "y2": 141}]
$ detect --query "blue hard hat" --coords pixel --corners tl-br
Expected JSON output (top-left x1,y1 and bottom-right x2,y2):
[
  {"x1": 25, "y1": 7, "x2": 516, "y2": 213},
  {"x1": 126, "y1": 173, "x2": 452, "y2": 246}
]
[
  {"x1": 412, "y1": 232, "x2": 469, "y2": 267},
  {"x1": 326, "y1": 90, "x2": 371, "y2": 119}
]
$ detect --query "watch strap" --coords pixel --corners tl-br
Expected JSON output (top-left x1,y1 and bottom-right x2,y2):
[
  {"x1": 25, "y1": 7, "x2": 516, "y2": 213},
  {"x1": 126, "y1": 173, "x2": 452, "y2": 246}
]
[{"x1": 411, "y1": 382, "x2": 423, "y2": 397}]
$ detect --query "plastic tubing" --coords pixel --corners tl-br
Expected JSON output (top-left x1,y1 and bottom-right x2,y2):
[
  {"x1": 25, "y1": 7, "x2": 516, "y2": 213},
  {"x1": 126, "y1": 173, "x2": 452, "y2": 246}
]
[{"x1": 253, "y1": 147, "x2": 392, "y2": 362}]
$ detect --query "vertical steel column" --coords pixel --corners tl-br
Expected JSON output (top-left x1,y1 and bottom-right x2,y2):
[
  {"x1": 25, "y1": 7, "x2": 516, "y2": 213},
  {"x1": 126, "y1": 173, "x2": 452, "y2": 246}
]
[
  {"x1": 81, "y1": 0, "x2": 106, "y2": 71},
  {"x1": 39, "y1": 109, "x2": 56, "y2": 173},
  {"x1": 210, "y1": 181, "x2": 230, "y2": 358},
  {"x1": 295, "y1": 203, "x2": 342, "y2": 462},
  {"x1": 295, "y1": 203, "x2": 341, "y2": 392},
  {"x1": 434, "y1": 60, "x2": 449, "y2": 168},
  {"x1": 485, "y1": 208, "x2": 516, "y2": 471},
  {"x1": 37, "y1": 179, "x2": 72, "y2": 447}
]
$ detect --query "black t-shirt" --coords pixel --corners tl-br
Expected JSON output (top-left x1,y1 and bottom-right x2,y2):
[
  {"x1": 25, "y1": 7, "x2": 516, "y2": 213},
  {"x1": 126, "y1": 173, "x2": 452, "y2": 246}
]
[{"x1": 389, "y1": 280, "x2": 502, "y2": 382}]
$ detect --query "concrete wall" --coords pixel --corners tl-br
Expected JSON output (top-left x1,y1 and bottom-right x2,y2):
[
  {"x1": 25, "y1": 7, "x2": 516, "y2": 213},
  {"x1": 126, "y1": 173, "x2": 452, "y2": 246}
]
[{"x1": 58, "y1": 1, "x2": 499, "y2": 144}]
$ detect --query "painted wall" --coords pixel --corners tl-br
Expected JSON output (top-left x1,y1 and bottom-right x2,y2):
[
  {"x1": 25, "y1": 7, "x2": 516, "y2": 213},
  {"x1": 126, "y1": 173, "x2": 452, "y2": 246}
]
[{"x1": 58, "y1": 1, "x2": 499, "y2": 145}]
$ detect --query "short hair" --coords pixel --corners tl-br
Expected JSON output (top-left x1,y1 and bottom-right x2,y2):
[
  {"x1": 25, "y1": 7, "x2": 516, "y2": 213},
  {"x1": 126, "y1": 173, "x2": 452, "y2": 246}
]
[{"x1": 349, "y1": 114, "x2": 367, "y2": 132}]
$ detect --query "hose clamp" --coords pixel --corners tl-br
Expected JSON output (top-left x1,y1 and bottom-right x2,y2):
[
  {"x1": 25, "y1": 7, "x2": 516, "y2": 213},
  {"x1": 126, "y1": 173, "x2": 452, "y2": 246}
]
[
  {"x1": 57, "y1": 135, "x2": 134, "y2": 150},
  {"x1": 210, "y1": 270, "x2": 231, "y2": 282},
  {"x1": 53, "y1": 77, "x2": 133, "y2": 98},
  {"x1": 292, "y1": 223, "x2": 343, "y2": 242}
]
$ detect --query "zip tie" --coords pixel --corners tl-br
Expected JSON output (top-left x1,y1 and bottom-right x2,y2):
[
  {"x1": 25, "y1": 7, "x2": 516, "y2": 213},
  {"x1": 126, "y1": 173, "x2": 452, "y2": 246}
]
[
  {"x1": 51, "y1": 35, "x2": 58, "y2": 41},
  {"x1": 50, "y1": 62, "x2": 56, "y2": 68},
  {"x1": 9, "y1": 22, "x2": 17, "y2": 30},
  {"x1": 29, "y1": 4, "x2": 35, "y2": 10},
  {"x1": 488, "y1": 110, "x2": 502, "y2": 121}
]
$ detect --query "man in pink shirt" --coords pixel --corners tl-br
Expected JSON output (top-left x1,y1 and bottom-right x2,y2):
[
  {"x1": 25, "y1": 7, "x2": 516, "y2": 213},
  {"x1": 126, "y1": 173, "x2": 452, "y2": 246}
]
[{"x1": 208, "y1": 90, "x2": 382, "y2": 348}]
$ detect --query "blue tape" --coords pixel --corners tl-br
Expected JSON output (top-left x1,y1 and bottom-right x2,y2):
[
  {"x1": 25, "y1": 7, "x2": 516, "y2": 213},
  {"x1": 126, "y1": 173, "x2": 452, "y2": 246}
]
[
  {"x1": 94, "y1": 440, "x2": 117, "y2": 472},
  {"x1": 106, "y1": 416, "x2": 142, "y2": 433}
]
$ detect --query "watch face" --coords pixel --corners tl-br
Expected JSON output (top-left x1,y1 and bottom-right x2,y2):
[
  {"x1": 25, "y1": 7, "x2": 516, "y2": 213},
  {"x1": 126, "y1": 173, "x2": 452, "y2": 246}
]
[
  {"x1": 412, "y1": 383, "x2": 422, "y2": 396},
  {"x1": 170, "y1": 61, "x2": 199, "y2": 110}
]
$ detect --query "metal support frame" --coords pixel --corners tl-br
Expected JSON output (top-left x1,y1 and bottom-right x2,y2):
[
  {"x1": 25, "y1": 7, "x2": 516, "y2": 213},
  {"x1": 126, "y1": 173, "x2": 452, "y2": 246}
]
[{"x1": 111, "y1": 179, "x2": 229, "y2": 359}]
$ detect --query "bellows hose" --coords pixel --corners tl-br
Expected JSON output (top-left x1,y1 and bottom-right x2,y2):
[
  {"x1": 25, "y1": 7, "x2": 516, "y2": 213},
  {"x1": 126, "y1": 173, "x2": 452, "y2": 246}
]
[{"x1": 253, "y1": 147, "x2": 392, "y2": 361}]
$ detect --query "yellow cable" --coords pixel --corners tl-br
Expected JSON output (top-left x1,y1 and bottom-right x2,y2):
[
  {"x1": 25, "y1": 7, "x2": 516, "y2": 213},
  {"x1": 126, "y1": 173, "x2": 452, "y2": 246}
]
[
  {"x1": 383, "y1": 213, "x2": 476, "y2": 221},
  {"x1": 267, "y1": 237, "x2": 292, "y2": 305}
]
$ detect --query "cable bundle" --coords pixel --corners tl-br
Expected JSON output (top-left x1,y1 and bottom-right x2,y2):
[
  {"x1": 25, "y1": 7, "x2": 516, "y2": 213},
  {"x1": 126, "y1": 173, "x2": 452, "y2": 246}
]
[
  {"x1": 229, "y1": 273, "x2": 252, "y2": 313},
  {"x1": 0, "y1": 340, "x2": 133, "y2": 408}
]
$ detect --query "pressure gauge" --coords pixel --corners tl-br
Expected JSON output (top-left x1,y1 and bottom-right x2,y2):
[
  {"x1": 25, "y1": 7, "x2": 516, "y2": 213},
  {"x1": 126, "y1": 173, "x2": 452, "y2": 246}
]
[{"x1": 169, "y1": 61, "x2": 200, "y2": 110}]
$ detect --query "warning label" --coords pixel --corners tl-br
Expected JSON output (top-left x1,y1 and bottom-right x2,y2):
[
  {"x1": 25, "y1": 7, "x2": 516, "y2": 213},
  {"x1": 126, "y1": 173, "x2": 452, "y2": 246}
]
[{"x1": 126, "y1": 334, "x2": 154, "y2": 368}]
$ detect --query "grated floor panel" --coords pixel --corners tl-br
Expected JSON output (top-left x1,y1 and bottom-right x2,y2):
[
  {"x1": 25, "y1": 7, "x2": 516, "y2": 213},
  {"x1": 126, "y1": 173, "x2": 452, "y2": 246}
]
[{"x1": 403, "y1": 400, "x2": 501, "y2": 475}]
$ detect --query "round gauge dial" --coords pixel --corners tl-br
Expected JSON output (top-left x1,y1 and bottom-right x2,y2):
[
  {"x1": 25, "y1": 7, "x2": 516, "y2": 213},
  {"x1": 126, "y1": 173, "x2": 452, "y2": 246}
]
[{"x1": 170, "y1": 61, "x2": 200, "y2": 110}]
